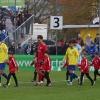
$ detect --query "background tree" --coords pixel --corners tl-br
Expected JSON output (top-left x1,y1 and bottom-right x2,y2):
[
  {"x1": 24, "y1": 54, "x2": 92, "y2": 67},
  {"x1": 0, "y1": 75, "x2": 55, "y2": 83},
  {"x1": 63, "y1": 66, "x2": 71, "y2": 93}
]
[
  {"x1": 51, "y1": 0, "x2": 99, "y2": 24},
  {"x1": 25, "y1": 0, "x2": 55, "y2": 23}
]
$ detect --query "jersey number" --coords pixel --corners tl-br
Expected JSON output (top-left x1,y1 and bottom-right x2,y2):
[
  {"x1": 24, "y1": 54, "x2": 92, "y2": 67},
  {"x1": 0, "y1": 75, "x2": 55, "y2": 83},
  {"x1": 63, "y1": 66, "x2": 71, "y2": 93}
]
[{"x1": 53, "y1": 17, "x2": 60, "y2": 28}]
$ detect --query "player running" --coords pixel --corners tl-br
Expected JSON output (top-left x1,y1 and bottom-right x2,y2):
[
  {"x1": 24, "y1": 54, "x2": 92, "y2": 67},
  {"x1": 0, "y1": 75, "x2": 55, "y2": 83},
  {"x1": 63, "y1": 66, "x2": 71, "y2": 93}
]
[
  {"x1": 0, "y1": 33, "x2": 8, "y2": 87},
  {"x1": 91, "y1": 52, "x2": 100, "y2": 83},
  {"x1": 41, "y1": 52, "x2": 51, "y2": 86},
  {"x1": 4, "y1": 51, "x2": 18, "y2": 87},
  {"x1": 63, "y1": 40, "x2": 79, "y2": 85},
  {"x1": 78, "y1": 49, "x2": 94, "y2": 86}
]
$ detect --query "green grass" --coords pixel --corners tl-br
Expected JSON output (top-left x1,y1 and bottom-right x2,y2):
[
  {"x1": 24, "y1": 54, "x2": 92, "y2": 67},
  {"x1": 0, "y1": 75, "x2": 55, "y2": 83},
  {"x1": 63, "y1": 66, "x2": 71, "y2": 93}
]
[{"x1": 0, "y1": 71, "x2": 100, "y2": 100}]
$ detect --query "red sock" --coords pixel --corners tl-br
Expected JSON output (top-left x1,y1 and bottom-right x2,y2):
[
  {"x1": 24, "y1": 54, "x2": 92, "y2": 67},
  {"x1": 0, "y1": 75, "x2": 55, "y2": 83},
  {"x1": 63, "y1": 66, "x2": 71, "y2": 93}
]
[{"x1": 38, "y1": 73, "x2": 44, "y2": 82}]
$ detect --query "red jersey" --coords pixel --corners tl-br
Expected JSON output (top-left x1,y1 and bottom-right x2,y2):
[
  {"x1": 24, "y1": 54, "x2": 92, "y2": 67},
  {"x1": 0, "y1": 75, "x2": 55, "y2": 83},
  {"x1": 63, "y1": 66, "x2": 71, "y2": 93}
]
[
  {"x1": 43, "y1": 55, "x2": 51, "y2": 71},
  {"x1": 7, "y1": 56, "x2": 18, "y2": 73},
  {"x1": 37, "y1": 42, "x2": 48, "y2": 60},
  {"x1": 92, "y1": 56, "x2": 100, "y2": 70},
  {"x1": 36, "y1": 42, "x2": 48, "y2": 71},
  {"x1": 80, "y1": 57, "x2": 89, "y2": 73}
]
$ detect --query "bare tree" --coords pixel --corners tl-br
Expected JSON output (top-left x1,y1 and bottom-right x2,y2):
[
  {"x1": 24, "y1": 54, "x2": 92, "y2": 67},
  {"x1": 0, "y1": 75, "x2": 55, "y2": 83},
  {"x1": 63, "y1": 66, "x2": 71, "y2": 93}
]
[{"x1": 25, "y1": 0, "x2": 55, "y2": 23}]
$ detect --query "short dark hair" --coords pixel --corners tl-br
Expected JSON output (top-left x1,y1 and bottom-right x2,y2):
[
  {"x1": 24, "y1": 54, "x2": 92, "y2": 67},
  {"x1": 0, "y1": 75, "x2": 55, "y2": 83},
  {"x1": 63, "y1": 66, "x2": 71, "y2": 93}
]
[
  {"x1": 69, "y1": 39, "x2": 74, "y2": 44},
  {"x1": 37, "y1": 35, "x2": 43, "y2": 39},
  {"x1": 8, "y1": 50, "x2": 14, "y2": 55},
  {"x1": 82, "y1": 49, "x2": 86, "y2": 53},
  {"x1": 95, "y1": 52, "x2": 99, "y2": 55}
]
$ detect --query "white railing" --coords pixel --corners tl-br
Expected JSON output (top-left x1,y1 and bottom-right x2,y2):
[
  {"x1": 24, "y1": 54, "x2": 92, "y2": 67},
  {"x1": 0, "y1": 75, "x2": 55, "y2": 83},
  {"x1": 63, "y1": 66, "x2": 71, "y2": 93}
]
[{"x1": 11, "y1": 14, "x2": 34, "y2": 46}]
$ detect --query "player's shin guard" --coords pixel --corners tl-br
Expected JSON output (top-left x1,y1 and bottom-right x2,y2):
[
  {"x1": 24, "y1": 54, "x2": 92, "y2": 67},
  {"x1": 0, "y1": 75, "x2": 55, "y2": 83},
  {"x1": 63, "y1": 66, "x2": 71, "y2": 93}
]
[
  {"x1": 2, "y1": 73, "x2": 8, "y2": 80},
  {"x1": 80, "y1": 73, "x2": 84, "y2": 85},
  {"x1": 6, "y1": 73, "x2": 11, "y2": 86},
  {"x1": 0, "y1": 75, "x2": 1, "y2": 83},
  {"x1": 38, "y1": 73, "x2": 44, "y2": 82},
  {"x1": 33, "y1": 70, "x2": 37, "y2": 81},
  {"x1": 0, "y1": 75, "x2": 1, "y2": 86},
  {"x1": 12, "y1": 73, "x2": 18, "y2": 87},
  {"x1": 70, "y1": 73, "x2": 74, "y2": 82},
  {"x1": 94, "y1": 70, "x2": 100, "y2": 81},
  {"x1": 73, "y1": 73, "x2": 78, "y2": 79},
  {"x1": 86, "y1": 73, "x2": 94, "y2": 86},
  {"x1": 44, "y1": 71, "x2": 51, "y2": 86},
  {"x1": 94, "y1": 70, "x2": 97, "y2": 81},
  {"x1": 66, "y1": 70, "x2": 69, "y2": 80}
]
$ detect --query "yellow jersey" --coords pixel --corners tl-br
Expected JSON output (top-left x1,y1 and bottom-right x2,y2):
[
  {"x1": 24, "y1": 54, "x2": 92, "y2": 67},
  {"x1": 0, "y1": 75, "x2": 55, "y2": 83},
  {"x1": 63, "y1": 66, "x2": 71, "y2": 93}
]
[
  {"x1": 63, "y1": 47, "x2": 79, "y2": 65},
  {"x1": 0, "y1": 43, "x2": 8, "y2": 63}
]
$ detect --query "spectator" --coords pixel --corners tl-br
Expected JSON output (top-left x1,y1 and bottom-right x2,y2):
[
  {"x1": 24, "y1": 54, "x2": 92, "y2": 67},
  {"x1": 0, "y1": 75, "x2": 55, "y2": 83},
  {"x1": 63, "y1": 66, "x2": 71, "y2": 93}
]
[
  {"x1": 9, "y1": 42, "x2": 16, "y2": 54},
  {"x1": 85, "y1": 42, "x2": 98, "y2": 59},
  {"x1": 58, "y1": 39, "x2": 64, "y2": 47},
  {"x1": 26, "y1": 44, "x2": 32, "y2": 55},
  {"x1": 74, "y1": 39, "x2": 82, "y2": 64},
  {"x1": 16, "y1": 44, "x2": 25, "y2": 55},
  {"x1": 77, "y1": 34, "x2": 84, "y2": 47},
  {"x1": 16, "y1": 17, "x2": 21, "y2": 27},
  {"x1": 0, "y1": 20, "x2": 6, "y2": 31},
  {"x1": 94, "y1": 33, "x2": 99, "y2": 51},
  {"x1": 85, "y1": 34, "x2": 93, "y2": 46}
]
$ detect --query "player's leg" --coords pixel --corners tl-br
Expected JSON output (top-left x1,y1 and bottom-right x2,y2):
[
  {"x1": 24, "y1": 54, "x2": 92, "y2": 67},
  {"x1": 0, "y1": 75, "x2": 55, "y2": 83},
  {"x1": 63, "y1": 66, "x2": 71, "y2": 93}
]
[
  {"x1": 68, "y1": 65, "x2": 74, "y2": 85},
  {"x1": 71, "y1": 65, "x2": 78, "y2": 80},
  {"x1": 44, "y1": 71, "x2": 51, "y2": 86},
  {"x1": 0, "y1": 69, "x2": 3, "y2": 86},
  {"x1": 0, "y1": 63, "x2": 8, "y2": 80},
  {"x1": 3, "y1": 73, "x2": 12, "y2": 88},
  {"x1": 69, "y1": 65, "x2": 79, "y2": 84},
  {"x1": 0, "y1": 63, "x2": 6, "y2": 86},
  {"x1": 38, "y1": 72, "x2": 44, "y2": 82},
  {"x1": 69, "y1": 70, "x2": 74, "y2": 85},
  {"x1": 0, "y1": 75, "x2": 1, "y2": 86},
  {"x1": 66, "y1": 69, "x2": 69, "y2": 81},
  {"x1": 6, "y1": 73, "x2": 12, "y2": 86},
  {"x1": 94, "y1": 69, "x2": 100, "y2": 83},
  {"x1": 12, "y1": 73, "x2": 18, "y2": 87},
  {"x1": 79, "y1": 72, "x2": 84, "y2": 85},
  {"x1": 2, "y1": 73, "x2": 8, "y2": 80},
  {"x1": 32, "y1": 69, "x2": 37, "y2": 82},
  {"x1": 96, "y1": 70, "x2": 100, "y2": 76},
  {"x1": 86, "y1": 73, "x2": 94, "y2": 86},
  {"x1": 73, "y1": 72, "x2": 79, "y2": 81},
  {"x1": 37, "y1": 71, "x2": 44, "y2": 85},
  {"x1": 94, "y1": 70, "x2": 97, "y2": 82}
]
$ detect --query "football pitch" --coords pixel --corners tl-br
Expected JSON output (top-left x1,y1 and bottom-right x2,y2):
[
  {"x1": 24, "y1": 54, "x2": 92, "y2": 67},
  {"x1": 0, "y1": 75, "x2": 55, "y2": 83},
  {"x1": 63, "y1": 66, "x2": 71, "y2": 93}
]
[{"x1": 0, "y1": 70, "x2": 100, "y2": 100}]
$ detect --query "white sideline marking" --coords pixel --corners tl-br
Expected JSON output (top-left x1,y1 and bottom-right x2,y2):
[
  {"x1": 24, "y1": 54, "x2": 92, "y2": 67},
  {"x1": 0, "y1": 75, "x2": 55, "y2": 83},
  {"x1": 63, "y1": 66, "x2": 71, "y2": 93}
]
[{"x1": 18, "y1": 77, "x2": 100, "y2": 85}]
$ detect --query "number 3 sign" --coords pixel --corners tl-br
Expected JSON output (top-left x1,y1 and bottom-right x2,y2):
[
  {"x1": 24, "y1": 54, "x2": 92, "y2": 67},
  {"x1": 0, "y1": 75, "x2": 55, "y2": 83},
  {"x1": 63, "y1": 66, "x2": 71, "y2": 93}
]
[{"x1": 50, "y1": 16, "x2": 63, "y2": 30}]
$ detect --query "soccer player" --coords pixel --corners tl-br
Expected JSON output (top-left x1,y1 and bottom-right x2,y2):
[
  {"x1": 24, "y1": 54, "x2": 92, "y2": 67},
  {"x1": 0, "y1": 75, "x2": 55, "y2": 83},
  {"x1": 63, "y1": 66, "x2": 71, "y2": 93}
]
[
  {"x1": 0, "y1": 34, "x2": 8, "y2": 87},
  {"x1": 42, "y1": 52, "x2": 51, "y2": 86},
  {"x1": 35, "y1": 35, "x2": 48, "y2": 84},
  {"x1": 63, "y1": 40, "x2": 79, "y2": 85},
  {"x1": 4, "y1": 51, "x2": 18, "y2": 87},
  {"x1": 78, "y1": 49, "x2": 94, "y2": 86},
  {"x1": 91, "y1": 52, "x2": 100, "y2": 83}
]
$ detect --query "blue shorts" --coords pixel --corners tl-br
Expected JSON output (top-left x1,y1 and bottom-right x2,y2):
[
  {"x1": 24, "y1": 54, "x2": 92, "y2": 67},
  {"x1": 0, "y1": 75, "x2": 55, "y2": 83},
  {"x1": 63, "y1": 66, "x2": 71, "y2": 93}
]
[
  {"x1": 0, "y1": 63, "x2": 6, "y2": 70},
  {"x1": 68, "y1": 65, "x2": 76, "y2": 71}
]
